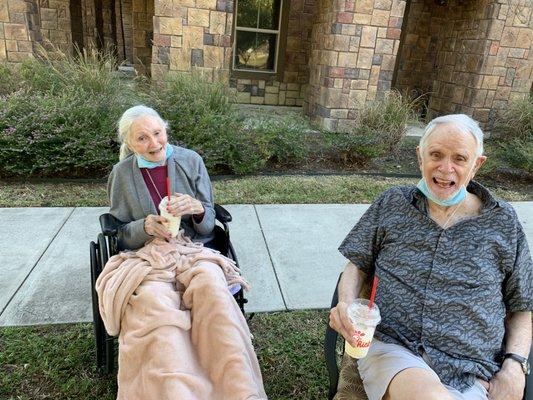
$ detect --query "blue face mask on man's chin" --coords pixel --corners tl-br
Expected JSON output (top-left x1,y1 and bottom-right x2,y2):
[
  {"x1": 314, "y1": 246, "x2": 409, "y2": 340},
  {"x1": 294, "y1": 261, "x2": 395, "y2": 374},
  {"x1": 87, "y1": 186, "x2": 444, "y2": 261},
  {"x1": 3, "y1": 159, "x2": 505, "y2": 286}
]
[
  {"x1": 136, "y1": 144, "x2": 173, "y2": 169},
  {"x1": 416, "y1": 178, "x2": 467, "y2": 207}
]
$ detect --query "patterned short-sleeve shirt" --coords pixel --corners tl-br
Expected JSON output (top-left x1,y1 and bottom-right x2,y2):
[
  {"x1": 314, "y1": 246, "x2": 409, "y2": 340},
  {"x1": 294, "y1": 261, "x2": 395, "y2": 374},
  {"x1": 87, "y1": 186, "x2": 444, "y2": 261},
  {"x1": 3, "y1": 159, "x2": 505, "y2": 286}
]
[{"x1": 338, "y1": 181, "x2": 533, "y2": 392}]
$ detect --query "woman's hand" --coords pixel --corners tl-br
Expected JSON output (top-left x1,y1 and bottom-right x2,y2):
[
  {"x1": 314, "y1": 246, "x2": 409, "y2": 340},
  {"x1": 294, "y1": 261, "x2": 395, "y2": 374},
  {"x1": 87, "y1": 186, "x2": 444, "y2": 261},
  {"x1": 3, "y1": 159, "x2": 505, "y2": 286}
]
[
  {"x1": 167, "y1": 193, "x2": 205, "y2": 218},
  {"x1": 144, "y1": 214, "x2": 171, "y2": 239}
]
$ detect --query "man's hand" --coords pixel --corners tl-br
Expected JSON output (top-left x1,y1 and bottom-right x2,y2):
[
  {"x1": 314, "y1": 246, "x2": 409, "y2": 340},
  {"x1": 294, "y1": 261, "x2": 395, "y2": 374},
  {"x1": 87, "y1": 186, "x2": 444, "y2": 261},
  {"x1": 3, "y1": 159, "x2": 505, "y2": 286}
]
[
  {"x1": 488, "y1": 359, "x2": 525, "y2": 400},
  {"x1": 144, "y1": 214, "x2": 171, "y2": 239},
  {"x1": 167, "y1": 193, "x2": 204, "y2": 217},
  {"x1": 329, "y1": 301, "x2": 356, "y2": 347}
]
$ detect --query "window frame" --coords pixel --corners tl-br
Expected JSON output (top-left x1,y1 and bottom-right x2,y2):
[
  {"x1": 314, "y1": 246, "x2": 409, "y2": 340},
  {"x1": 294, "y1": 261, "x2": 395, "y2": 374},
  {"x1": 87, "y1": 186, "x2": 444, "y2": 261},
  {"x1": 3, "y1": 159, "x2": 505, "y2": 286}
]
[{"x1": 231, "y1": 0, "x2": 290, "y2": 80}]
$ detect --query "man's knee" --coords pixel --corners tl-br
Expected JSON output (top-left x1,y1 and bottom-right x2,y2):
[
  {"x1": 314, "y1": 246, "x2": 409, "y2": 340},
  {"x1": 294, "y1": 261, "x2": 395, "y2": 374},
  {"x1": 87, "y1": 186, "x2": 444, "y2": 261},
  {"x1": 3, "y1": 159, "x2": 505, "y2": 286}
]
[{"x1": 384, "y1": 368, "x2": 454, "y2": 400}]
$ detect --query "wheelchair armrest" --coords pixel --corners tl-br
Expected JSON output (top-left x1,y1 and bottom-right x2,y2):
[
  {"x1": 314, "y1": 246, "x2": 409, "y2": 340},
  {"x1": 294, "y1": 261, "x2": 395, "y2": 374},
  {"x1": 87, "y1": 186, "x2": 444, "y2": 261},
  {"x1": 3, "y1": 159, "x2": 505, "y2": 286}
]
[
  {"x1": 99, "y1": 213, "x2": 125, "y2": 237},
  {"x1": 214, "y1": 204, "x2": 232, "y2": 223}
]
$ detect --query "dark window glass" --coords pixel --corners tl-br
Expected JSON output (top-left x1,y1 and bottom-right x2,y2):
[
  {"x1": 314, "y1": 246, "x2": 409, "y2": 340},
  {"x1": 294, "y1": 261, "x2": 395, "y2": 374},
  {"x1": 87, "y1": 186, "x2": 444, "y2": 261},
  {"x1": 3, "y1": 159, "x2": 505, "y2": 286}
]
[
  {"x1": 235, "y1": 31, "x2": 277, "y2": 71},
  {"x1": 237, "y1": 0, "x2": 281, "y2": 30}
]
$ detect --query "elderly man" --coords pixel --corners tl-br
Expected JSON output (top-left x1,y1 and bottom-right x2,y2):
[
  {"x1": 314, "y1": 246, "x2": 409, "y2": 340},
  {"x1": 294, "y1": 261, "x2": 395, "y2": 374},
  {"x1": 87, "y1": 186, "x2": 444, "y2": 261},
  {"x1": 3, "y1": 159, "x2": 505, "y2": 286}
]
[{"x1": 329, "y1": 114, "x2": 532, "y2": 400}]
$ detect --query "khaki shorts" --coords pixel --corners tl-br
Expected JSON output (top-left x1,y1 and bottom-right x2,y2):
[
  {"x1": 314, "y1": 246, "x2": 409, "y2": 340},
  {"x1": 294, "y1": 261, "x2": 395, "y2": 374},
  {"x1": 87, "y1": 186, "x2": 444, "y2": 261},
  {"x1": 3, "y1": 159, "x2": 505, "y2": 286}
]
[{"x1": 357, "y1": 340, "x2": 488, "y2": 400}]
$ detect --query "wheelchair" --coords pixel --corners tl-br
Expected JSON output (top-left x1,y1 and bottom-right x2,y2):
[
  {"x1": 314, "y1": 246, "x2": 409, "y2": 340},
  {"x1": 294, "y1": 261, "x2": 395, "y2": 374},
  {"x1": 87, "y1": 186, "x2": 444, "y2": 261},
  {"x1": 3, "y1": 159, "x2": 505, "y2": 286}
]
[
  {"x1": 324, "y1": 273, "x2": 533, "y2": 400},
  {"x1": 89, "y1": 204, "x2": 247, "y2": 374}
]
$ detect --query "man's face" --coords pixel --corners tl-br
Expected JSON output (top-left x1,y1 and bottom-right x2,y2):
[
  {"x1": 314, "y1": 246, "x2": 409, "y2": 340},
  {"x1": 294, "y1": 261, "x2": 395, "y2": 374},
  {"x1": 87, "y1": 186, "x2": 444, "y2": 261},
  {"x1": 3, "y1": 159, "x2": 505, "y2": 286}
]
[
  {"x1": 129, "y1": 115, "x2": 168, "y2": 162},
  {"x1": 416, "y1": 123, "x2": 486, "y2": 201}
]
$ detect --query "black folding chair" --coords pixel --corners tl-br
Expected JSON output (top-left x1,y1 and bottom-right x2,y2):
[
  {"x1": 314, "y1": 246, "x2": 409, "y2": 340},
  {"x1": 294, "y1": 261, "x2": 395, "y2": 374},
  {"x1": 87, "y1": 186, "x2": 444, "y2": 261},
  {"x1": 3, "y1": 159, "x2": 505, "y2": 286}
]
[
  {"x1": 324, "y1": 273, "x2": 533, "y2": 400},
  {"x1": 89, "y1": 204, "x2": 247, "y2": 374}
]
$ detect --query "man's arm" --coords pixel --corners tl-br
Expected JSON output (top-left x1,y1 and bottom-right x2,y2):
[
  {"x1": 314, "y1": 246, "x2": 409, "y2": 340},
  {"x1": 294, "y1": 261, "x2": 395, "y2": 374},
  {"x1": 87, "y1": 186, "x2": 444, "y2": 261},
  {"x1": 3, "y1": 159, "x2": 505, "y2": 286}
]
[
  {"x1": 329, "y1": 262, "x2": 368, "y2": 346},
  {"x1": 489, "y1": 311, "x2": 532, "y2": 400}
]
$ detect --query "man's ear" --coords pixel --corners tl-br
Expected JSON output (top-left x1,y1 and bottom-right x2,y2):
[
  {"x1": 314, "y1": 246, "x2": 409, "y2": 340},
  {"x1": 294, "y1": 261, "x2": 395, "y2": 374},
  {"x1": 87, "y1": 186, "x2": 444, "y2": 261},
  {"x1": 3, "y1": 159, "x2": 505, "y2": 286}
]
[{"x1": 472, "y1": 155, "x2": 487, "y2": 178}]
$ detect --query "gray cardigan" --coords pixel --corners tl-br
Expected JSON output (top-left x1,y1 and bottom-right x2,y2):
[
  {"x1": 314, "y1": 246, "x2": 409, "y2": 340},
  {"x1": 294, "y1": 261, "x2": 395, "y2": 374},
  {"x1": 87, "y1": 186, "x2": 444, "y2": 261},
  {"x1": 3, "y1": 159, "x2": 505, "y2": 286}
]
[{"x1": 107, "y1": 145, "x2": 215, "y2": 250}]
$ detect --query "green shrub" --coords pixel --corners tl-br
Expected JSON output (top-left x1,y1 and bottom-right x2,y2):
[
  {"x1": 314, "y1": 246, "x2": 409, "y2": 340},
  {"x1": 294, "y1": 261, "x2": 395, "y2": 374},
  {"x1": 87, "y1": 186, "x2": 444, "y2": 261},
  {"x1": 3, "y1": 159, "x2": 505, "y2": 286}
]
[
  {"x1": 500, "y1": 139, "x2": 533, "y2": 173},
  {"x1": 493, "y1": 96, "x2": 533, "y2": 142},
  {"x1": 352, "y1": 90, "x2": 418, "y2": 154},
  {"x1": 241, "y1": 114, "x2": 310, "y2": 165},
  {"x1": 323, "y1": 132, "x2": 387, "y2": 165},
  {"x1": 0, "y1": 64, "x2": 18, "y2": 96},
  {"x1": 0, "y1": 90, "x2": 125, "y2": 177},
  {"x1": 144, "y1": 73, "x2": 310, "y2": 174},
  {"x1": 0, "y1": 48, "x2": 136, "y2": 177}
]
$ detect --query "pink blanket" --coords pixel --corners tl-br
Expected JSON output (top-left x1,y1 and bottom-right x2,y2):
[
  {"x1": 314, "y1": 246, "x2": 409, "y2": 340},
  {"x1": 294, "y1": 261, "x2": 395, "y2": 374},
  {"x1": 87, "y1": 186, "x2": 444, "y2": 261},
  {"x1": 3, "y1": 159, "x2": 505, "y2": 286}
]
[{"x1": 95, "y1": 234, "x2": 267, "y2": 399}]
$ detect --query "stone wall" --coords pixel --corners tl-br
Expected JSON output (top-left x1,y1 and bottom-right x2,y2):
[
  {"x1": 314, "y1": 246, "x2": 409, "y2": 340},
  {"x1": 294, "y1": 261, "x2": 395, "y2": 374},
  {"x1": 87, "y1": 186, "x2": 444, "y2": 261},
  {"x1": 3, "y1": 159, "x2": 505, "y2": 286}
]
[
  {"x1": 305, "y1": 0, "x2": 406, "y2": 132},
  {"x1": 0, "y1": 0, "x2": 39, "y2": 63},
  {"x1": 131, "y1": 0, "x2": 153, "y2": 75},
  {"x1": 394, "y1": 0, "x2": 532, "y2": 127},
  {"x1": 151, "y1": 0, "x2": 234, "y2": 81},
  {"x1": 38, "y1": 0, "x2": 72, "y2": 53}
]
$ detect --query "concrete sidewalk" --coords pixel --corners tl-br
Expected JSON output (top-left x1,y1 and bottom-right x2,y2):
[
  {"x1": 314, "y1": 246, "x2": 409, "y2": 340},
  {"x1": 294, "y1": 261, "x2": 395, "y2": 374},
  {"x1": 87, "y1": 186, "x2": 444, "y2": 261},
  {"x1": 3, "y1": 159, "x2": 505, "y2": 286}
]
[{"x1": 1, "y1": 202, "x2": 533, "y2": 327}]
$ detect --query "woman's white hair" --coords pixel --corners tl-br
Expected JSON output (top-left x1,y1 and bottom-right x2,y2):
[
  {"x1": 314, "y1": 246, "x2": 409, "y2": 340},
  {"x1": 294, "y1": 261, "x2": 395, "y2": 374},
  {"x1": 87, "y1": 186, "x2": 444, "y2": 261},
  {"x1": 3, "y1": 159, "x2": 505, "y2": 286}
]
[
  {"x1": 117, "y1": 105, "x2": 169, "y2": 160},
  {"x1": 419, "y1": 114, "x2": 484, "y2": 156}
]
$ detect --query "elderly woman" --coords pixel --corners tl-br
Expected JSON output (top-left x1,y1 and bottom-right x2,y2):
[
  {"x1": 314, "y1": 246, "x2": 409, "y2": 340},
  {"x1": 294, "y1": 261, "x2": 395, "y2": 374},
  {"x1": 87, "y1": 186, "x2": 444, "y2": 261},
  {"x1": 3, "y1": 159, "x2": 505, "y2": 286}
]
[
  {"x1": 108, "y1": 105, "x2": 215, "y2": 250},
  {"x1": 97, "y1": 105, "x2": 267, "y2": 400}
]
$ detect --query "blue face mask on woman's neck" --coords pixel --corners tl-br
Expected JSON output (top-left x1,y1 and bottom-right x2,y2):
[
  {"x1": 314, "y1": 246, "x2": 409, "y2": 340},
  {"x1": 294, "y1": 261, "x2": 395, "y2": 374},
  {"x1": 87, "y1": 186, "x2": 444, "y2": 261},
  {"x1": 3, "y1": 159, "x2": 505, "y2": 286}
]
[
  {"x1": 416, "y1": 178, "x2": 467, "y2": 207},
  {"x1": 136, "y1": 144, "x2": 173, "y2": 169}
]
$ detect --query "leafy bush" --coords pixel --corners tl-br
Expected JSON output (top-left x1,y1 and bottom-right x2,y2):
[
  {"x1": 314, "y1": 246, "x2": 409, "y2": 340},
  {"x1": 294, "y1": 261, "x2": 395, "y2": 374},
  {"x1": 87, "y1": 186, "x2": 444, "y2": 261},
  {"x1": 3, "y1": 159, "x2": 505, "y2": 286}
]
[
  {"x1": 144, "y1": 73, "x2": 309, "y2": 174},
  {"x1": 322, "y1": 132, "x2": 387, "y2": 165},
  {"x1": 499, "y1": 139, "x2": 533, "y2": 174},
  {"x1": 0, "y1": 47, "x2": 135, "y2": 177},
  {"x1": 493, "y1": 96, "x2": 532, "y2": 142},
  {"x1": 352, "y1": 90, "x2": 417, "y2": 154},
  {"x1": 241, "y1": 114, "x2": 310, "y2": 165},
  {"x1": 0, "y1": 90, "x2": 125, "y2": 177},
  {"x1": 0, "y1": 64, "x2": 18, "y2": 96}
]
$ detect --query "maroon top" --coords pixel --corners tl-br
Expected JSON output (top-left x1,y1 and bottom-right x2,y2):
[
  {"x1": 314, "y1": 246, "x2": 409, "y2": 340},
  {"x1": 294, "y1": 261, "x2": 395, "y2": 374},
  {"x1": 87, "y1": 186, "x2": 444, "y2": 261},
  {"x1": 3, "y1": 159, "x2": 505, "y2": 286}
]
[{"x1": 140, "y1": 166, "x2": 168, "y2": 213}]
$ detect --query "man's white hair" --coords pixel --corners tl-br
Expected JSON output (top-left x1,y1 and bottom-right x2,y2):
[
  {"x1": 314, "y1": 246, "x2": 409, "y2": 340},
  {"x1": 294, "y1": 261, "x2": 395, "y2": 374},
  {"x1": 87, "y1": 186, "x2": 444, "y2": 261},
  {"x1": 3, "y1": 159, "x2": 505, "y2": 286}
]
[
  {"x1": 419, "y1": 114, "x2": 484, "y2": 156},
  {"x1": 117, "y1": 105, "x2": 169, "y2": 160}
]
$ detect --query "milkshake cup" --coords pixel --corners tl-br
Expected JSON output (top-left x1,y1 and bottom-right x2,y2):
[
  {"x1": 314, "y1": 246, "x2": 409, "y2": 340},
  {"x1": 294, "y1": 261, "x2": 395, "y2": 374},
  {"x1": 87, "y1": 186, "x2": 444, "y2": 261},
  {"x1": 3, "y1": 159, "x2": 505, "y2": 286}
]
[
  {"x1": 158, "y1": 196, "x2": 181, "y2": 237},
  {"x1": 345, "y1": 299, "x2": 381, "y2": 358}
]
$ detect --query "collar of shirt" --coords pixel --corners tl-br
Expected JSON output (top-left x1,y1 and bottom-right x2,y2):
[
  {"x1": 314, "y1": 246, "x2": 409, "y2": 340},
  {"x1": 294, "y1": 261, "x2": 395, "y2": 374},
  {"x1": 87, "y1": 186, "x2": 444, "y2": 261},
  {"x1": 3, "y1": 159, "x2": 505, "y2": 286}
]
[{"x1": 410, "y1": 180, "x2": 501, "y2": 216}]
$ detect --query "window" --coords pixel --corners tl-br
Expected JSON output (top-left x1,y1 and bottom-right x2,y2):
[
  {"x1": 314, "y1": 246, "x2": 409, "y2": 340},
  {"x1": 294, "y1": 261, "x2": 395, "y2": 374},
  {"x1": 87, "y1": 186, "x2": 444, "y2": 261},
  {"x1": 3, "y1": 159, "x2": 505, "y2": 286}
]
[{"x1": 233, "y1": 0, "x2": 283, "y2": 73}]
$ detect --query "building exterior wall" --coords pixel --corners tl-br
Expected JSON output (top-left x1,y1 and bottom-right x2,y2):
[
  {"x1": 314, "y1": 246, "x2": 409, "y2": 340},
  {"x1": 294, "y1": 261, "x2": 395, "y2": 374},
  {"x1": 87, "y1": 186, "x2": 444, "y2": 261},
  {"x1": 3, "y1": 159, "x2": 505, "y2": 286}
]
[
  {"x1": 0, "y1": 0, "x2": 40, "y2": 63},
  {"x1": 394, "y1": 0, "x2": 532, "y2": 127},
  {"x1": 39, "y1": 0, "x2": 73, "y2": 53},
  {"x1": 229, "y1": 0, "x2": 314, "y2": 106},
  {"x1": 305, "y1": 0, "x2": 406, "y2": 132}
]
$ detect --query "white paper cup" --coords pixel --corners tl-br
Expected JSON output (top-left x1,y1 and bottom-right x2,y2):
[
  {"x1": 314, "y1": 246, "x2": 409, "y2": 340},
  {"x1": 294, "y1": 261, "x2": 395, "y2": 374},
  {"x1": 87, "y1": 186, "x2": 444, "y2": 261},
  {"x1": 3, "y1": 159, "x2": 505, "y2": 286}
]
[
  {"x1": 158, "y1": 196, "x2": 181, "y2": 237},
  {"x1": 344, "y1": 299, "x2": 381, "y2": 358}
]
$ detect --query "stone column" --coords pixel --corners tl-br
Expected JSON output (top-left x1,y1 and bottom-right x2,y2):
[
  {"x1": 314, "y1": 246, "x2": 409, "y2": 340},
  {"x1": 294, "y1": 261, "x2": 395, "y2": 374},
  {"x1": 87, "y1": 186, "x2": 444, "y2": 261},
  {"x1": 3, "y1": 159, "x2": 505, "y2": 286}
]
[
  {"x1": 132, "y1": 0, "x2": 154, "y2": 75},
  {"x1": 306, "y1": 0, "x2": 406, "y2": 132},
  {"x1": 151, "y1": 0, "x2": 233, "y2": 82},
  {"x1": 1, "y1": 0, "x2": 40, "y2": 63}
]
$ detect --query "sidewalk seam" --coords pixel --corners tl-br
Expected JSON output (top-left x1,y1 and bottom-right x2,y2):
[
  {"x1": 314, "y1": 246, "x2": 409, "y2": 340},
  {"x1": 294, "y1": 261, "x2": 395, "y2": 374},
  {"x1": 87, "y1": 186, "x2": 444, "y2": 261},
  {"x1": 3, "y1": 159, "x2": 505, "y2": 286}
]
[
  {"x1": 0, "y1": 207, "x2": 76, "y2": 318},
  {"x1": 253, "y1": 205, "x2": 288, "y2": 311}
]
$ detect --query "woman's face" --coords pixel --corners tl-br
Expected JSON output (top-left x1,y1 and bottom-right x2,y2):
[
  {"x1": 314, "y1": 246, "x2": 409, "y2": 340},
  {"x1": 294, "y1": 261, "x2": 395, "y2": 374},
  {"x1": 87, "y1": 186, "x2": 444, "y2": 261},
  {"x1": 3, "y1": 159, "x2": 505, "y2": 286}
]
[{"x1": 128, "y1": 115, "x2": 168, "y2": 162}]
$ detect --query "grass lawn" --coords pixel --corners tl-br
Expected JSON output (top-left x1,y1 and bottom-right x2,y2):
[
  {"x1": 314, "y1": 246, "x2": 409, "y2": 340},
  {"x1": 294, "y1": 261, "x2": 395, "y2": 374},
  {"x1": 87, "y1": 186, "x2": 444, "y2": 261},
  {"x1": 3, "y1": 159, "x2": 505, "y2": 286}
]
[
  {"x1": 0, "y1": 174, "x2": 529, "y2": 208},
  {"x1": 0, "y1": 311, "x2": 329, "y2": 400}
]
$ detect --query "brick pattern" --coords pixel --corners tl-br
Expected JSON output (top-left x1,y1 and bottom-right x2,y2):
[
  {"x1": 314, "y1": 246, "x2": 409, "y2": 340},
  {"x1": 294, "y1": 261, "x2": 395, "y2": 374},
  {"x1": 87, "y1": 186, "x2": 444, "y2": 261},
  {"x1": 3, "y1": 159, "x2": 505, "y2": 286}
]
[
  {"x1": 0, "y1": 0, "x2": 39, "y2": 63},
  {"x1": 133, "y1": 0, "x2": 154, "y2": 75},
  {"x1": 151, "y1": 0, "x2": 234, "y2": 82},
  {"x1": 305, "y1": 0, "x2": 406, "y2": 132},
  {"x1": 395, "y1": 0, "x2": 532, "y2": 127},
  {"x1": 38, "y1": 0, "x2": 72, "y2": 53}
]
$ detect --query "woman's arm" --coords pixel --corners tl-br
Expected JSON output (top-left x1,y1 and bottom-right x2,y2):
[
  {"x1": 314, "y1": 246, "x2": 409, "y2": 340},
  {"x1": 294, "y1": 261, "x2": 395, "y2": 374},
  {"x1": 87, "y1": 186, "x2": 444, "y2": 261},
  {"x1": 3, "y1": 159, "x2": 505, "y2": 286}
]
[
  {"x1": 189, "y1": 154, "x2": 215, "y2": 235},
  {"x1": 107, "y1": 166, "x2": 153, "y2": 250}
]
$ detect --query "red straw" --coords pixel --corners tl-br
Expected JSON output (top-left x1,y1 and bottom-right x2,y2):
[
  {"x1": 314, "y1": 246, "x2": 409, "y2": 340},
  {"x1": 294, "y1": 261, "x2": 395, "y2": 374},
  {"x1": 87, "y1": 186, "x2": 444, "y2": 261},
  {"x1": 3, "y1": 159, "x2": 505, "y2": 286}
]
[
  {"x1": 166, "y1": 177, "x2": 172, "y2": 200},
  {"x1": 368, "y1": 275, "x2": 379, "y2": 310}
]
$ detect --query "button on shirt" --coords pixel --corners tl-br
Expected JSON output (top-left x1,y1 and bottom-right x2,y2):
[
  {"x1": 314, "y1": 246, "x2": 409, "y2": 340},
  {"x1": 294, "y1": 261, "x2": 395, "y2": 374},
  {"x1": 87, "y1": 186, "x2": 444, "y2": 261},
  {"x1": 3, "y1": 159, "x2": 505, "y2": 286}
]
[{"x1": 338, "y1": 181, "x2": 533, "y2": 391}]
